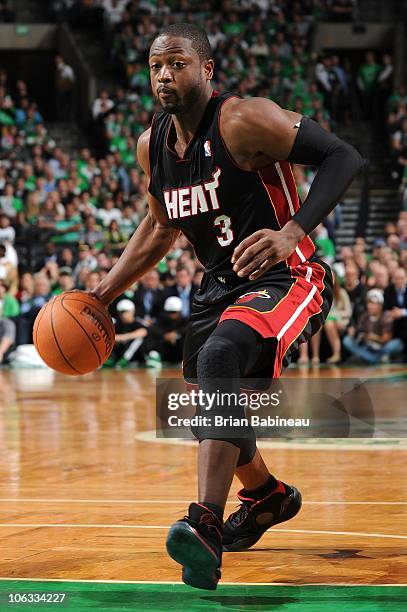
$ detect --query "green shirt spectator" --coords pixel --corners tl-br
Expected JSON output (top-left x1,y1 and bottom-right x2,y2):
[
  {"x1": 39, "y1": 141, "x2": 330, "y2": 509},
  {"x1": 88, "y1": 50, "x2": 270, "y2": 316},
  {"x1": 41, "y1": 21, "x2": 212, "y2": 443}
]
[
  {"x1": 0, "y1": 289, "x2": 20, "y2": 318},
  {"x1": 0, "y1": 185, "x2": 23, "y2": 217},
  {"x1": 358, "y1": 52, "x2": 381, "y2": 92},
  {"x1": 51, "y1": 205, "x2": 83, "y2": 244}
]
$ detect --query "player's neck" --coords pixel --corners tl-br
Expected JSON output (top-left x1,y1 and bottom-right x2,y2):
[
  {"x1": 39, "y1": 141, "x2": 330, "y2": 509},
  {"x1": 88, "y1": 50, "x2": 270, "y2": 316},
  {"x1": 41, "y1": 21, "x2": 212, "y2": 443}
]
[{"x1": 172, "y1": 88, "x2": 213, "y2": 148}]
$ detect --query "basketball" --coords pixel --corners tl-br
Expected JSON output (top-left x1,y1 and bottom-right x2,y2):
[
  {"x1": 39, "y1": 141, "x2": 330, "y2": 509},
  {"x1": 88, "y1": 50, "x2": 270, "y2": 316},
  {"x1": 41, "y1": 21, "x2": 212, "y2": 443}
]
[{"x1": 33, "y1": 291, "x2": 115, "y2": 376}]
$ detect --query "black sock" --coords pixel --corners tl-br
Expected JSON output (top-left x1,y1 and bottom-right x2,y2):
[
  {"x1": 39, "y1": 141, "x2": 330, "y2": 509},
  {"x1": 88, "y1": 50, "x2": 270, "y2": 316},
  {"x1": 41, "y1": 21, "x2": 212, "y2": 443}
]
[
  {"x1": 202, "y1": 502, "x2": 224, "y2": 523},
  {"x1": 244, "y1": 475, "x2": 279, "y2": 500}
]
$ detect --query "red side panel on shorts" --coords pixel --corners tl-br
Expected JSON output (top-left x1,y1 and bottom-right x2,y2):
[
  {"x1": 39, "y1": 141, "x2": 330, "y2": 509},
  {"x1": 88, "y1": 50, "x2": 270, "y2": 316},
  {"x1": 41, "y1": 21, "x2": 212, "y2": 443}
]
[{"x1": 219, "y1": 261, "x2": 326, "y2": 378}]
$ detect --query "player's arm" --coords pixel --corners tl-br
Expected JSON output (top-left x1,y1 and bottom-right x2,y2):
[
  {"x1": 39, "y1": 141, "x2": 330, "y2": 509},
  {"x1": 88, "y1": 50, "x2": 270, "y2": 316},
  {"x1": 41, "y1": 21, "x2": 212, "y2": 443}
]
[
  {"x1": 222, "y1": 98, "x2": 363, "y2": 279},
  {"x1": 92, "y1": 129, "x2": 180, "y2": 306}
]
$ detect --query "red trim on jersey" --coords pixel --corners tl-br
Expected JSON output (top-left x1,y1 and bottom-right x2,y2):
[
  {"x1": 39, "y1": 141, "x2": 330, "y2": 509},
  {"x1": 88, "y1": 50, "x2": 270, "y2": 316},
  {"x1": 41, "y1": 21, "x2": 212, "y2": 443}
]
[
  {"x1": 147, "y1": 115, "x2": 156, "y2": 197},
  {"x1": 258, "y1": 162, "x2": 316, "y2": 266},
  {"x1": 258, "y1": 163, "x2": 290, "y2": 226}
]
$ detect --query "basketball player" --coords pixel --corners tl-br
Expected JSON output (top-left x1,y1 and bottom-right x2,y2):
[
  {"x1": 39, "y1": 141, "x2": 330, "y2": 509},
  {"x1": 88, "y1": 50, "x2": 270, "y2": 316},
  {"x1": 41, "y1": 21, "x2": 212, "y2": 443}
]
[{"x1": 92, "y1": 24, "x2": 362, "y2": 590}]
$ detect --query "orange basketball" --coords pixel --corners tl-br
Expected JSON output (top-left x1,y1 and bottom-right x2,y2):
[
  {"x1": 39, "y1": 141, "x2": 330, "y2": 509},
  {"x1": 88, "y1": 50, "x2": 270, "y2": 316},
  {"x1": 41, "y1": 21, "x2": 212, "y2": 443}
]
[{"x1": 33, "y1": 290, "x2": 115, "y2": 375}]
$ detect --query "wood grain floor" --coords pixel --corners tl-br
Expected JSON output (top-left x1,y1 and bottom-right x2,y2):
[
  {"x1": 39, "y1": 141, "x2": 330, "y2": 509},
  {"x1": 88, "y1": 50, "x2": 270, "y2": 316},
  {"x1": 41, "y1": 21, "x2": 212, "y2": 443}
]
[{"x1": 0, "y1": 365, "x2": 406, "y2": 585}]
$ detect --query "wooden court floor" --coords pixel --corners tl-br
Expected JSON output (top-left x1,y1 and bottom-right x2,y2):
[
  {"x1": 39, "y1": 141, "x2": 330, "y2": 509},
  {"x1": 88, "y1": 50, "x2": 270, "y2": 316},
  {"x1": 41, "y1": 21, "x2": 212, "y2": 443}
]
[{"x1": 0, "y1": 364, "x2": 406, "y2": 610}]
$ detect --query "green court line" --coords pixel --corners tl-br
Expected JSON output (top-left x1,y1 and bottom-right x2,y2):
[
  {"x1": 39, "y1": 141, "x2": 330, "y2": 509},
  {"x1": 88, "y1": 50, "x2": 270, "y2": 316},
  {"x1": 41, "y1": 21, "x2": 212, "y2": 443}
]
[{"x1": 0, "y1": 581, "x2": 405, "y2": 611}]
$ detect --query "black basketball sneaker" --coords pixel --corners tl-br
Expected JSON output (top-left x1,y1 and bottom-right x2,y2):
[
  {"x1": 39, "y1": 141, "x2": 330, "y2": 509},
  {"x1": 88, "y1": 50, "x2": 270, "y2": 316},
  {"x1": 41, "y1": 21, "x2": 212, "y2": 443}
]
[
  {"x1": 166, "y1": 503, "x2": 223, "y2": 590},
  {"x1": 223, "y1": 480, "x2": 302, "y2": 552}
]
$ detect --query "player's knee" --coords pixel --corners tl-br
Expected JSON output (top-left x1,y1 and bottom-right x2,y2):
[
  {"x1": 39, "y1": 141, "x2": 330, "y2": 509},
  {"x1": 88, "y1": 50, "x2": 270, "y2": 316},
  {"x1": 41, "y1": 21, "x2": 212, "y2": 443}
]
[
  {"x1": 194, "y1": 331, "x2": 257, "y2": 459},
  {"x1": 197, "y1": 334, "x2": 242, "y2": 380}
]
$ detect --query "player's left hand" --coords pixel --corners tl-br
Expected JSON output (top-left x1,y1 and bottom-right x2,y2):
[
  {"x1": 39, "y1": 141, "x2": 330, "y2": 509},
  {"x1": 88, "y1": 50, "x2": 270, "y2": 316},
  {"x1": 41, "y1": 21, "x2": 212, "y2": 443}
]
[{"x1": 231, "y1": 223, "x2": 304, "y2": 280}]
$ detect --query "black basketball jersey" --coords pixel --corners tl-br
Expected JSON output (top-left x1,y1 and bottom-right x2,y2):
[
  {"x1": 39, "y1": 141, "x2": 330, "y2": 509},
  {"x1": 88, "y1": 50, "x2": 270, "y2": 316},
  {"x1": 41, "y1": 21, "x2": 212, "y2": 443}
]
[{"x1": 148, "y1": 91, "x2": 315, "y2": 280}]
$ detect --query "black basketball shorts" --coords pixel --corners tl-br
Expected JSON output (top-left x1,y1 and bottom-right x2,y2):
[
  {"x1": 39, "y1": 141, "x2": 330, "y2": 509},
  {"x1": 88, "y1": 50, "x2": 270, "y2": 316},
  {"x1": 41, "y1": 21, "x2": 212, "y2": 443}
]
[{"x1": 182, "y1": 259, "x2": 333, "y2": 382}]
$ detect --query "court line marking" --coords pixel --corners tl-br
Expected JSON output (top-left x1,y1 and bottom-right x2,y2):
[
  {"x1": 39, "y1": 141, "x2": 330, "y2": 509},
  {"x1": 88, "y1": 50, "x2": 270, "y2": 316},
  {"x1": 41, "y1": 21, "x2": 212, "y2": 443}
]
[
  {"x1": 1, "y1": 524, "x2": 406, "y2": 540},
  {"x1": 0, "y1": 499, "x2": 406, "y2": 506},
  {"x1": 0, "y1": 577, "x2": 405, "y2": 586},
  {"x1": 134, "y1": 430, "x2": 407, "y2": 451}
]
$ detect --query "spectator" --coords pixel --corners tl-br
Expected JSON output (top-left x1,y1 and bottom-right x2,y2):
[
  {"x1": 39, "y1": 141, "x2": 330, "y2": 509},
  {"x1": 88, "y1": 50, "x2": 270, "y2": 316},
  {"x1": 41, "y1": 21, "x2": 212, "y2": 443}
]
[
  {"x1": 368, "y1": 264, "x2": 390, "y2": 290},
  {"x1": 0, "y1": 315, "x2": 15, "y2": 363},
  {"x1": 58, "y1": 247, "x2": 76, "y2": 271},
  {"x1": 0, "y1": 279, "x2": 19, "y2": 317},
  {"x1": 0, "y1": 243, "x2": 17, "y2": 295},
  {"x1": 106, "y1": 298, "x2": 147, "y2": 367},
  {"x1": 97, "y1": 196, "x2": 122, "y2": 227},
  {"x1": 344, "y1": 261, "x2": 366, "y2": 325},
  {"x1": 324, "y1": 272, "x2": 352, "y2": 363},
  {"x1": 80, "y1": 215, "x2": 105, "y2": 248},
  {"x1": 102, "y1": 0, "x2": 127, "y2": 25},
  {"x1": 250, "y1": 34, "x2": 269, "y2": 58},
  {"x1": 84, "y1": 270, "x2": 101, "y2": 292},
  {"x1": 37, "y1": 196, "x2": 62, "y2": 234},
  {"x1": 133, "y1": 269, "x2": 165, "y2": 321},
  {"x1": 105, "y1": 219, "x2": 126, "y2": 254},
  {"x1": 16, "y1": 272, "x2": 34, "y2": 304},
  {"x1": 391, "y1": 117, "x2": 407, "y2": 182},
  {"x1": 55, "y1": 55, "x2": 75, "y2": 120},
  {"x1": 53, "y1": 269, "x2": 75, "y2": 294},
  {"x1": 343, "y1": 289, "x2": 404, "y2": 364},
  {"x1": 92, "y1": 90, "x2": 114, "y2": 120},
  {"x1": 0, "y1": 214, "x2": 15, "y2": 244},
  {"x1": 0, "y1": 278, "x2": 17, "y2": 363},
  {"x1": 148, "y1": 296, "x2": 187, "y2": 365},
  {"x1": 384, "y1": 267, "x2": 407, "y2": 354},
  {"x1": 73, "y1": 243, "x2": 98, "y2": 282},
  {"x1": 378, "y1": 53, "x2": 394, "y2": 113},
  {"x1": 17, "y1": 275, "x2": 51, "y2": 345},
  {"x1": 0, "y1": 183, "x2": 23, "y2": 218},
  {"x1": 164, "y1": 266, "x2": 197, "y2": 319},
  {"x1": 315, "y1": 55, "x2": 333, "y2": 111},
  {"x1": 330, "y1": 54, "x2": 350, "y2": 122},
  {"x1": 206, "y1": 19, "x2": 225, "y2": 51},
  {"x1": 313, "y1": 223, "x2": 336, "y2": 266},
  {"x1": 52, "y1": 201, "x2": 83, "y2": 244},
  {"x1": 357, "y1": 51, "x2": 381, "y2": 119}
]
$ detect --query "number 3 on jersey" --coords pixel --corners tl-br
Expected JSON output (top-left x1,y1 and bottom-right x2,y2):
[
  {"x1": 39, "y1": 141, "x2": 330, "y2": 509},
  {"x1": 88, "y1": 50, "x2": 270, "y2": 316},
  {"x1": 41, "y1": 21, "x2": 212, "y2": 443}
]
[{"x1": 214, "y1": 214, "x2": 234, "y2": 247}]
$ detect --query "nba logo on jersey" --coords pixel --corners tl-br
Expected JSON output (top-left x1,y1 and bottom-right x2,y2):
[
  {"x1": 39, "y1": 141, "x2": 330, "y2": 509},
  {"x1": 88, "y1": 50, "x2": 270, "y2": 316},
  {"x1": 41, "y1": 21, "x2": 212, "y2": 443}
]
[{"x1": 204, "y1": 140, "x2": 212, "y2": 157}]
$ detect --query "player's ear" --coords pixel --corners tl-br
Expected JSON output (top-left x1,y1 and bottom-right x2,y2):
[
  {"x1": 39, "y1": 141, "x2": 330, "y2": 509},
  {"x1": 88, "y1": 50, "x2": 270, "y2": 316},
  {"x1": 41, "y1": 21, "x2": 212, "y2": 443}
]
[{"x1": 203, "y1": 59, "x2": 214, "y2": 81}]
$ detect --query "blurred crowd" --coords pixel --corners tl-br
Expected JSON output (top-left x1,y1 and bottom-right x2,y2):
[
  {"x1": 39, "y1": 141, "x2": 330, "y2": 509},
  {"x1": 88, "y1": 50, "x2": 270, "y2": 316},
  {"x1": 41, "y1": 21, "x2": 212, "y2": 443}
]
[
  {"x1": 388, "y1": 84, "x2": 407, "y2": 206},
  {"x1": 1, "y1": 0, "x2": 406, "y2": 368},
  {"x1": 298, "y1": 215, "x2": 407, "y2": 365}
]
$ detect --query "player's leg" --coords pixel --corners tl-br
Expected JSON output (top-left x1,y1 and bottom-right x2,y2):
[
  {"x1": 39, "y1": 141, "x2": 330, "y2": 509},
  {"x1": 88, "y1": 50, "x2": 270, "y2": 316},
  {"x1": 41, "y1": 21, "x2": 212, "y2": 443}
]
[
  {"x1": 167, "y1": 319, "x2": 264, "y2": 589},
  {"x1": 222, "y1": 262, "x2": 334, "y2": 551},
  {"x1": 220, "y1": 334, "x2": 303, "y2": 552}
]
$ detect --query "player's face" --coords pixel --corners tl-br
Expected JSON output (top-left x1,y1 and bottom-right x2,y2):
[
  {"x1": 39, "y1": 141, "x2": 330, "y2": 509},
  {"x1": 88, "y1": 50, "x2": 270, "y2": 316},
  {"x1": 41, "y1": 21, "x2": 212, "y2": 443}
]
[{"x1": 149, "y1": 36, "x2": 212, "y2": 115}]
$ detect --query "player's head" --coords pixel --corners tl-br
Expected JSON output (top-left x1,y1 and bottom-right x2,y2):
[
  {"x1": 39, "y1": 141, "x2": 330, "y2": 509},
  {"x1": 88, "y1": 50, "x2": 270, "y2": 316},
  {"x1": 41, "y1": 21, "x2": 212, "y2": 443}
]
[{"x1": 149, "y1": 23, "x2": 214, "y2": 114}]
